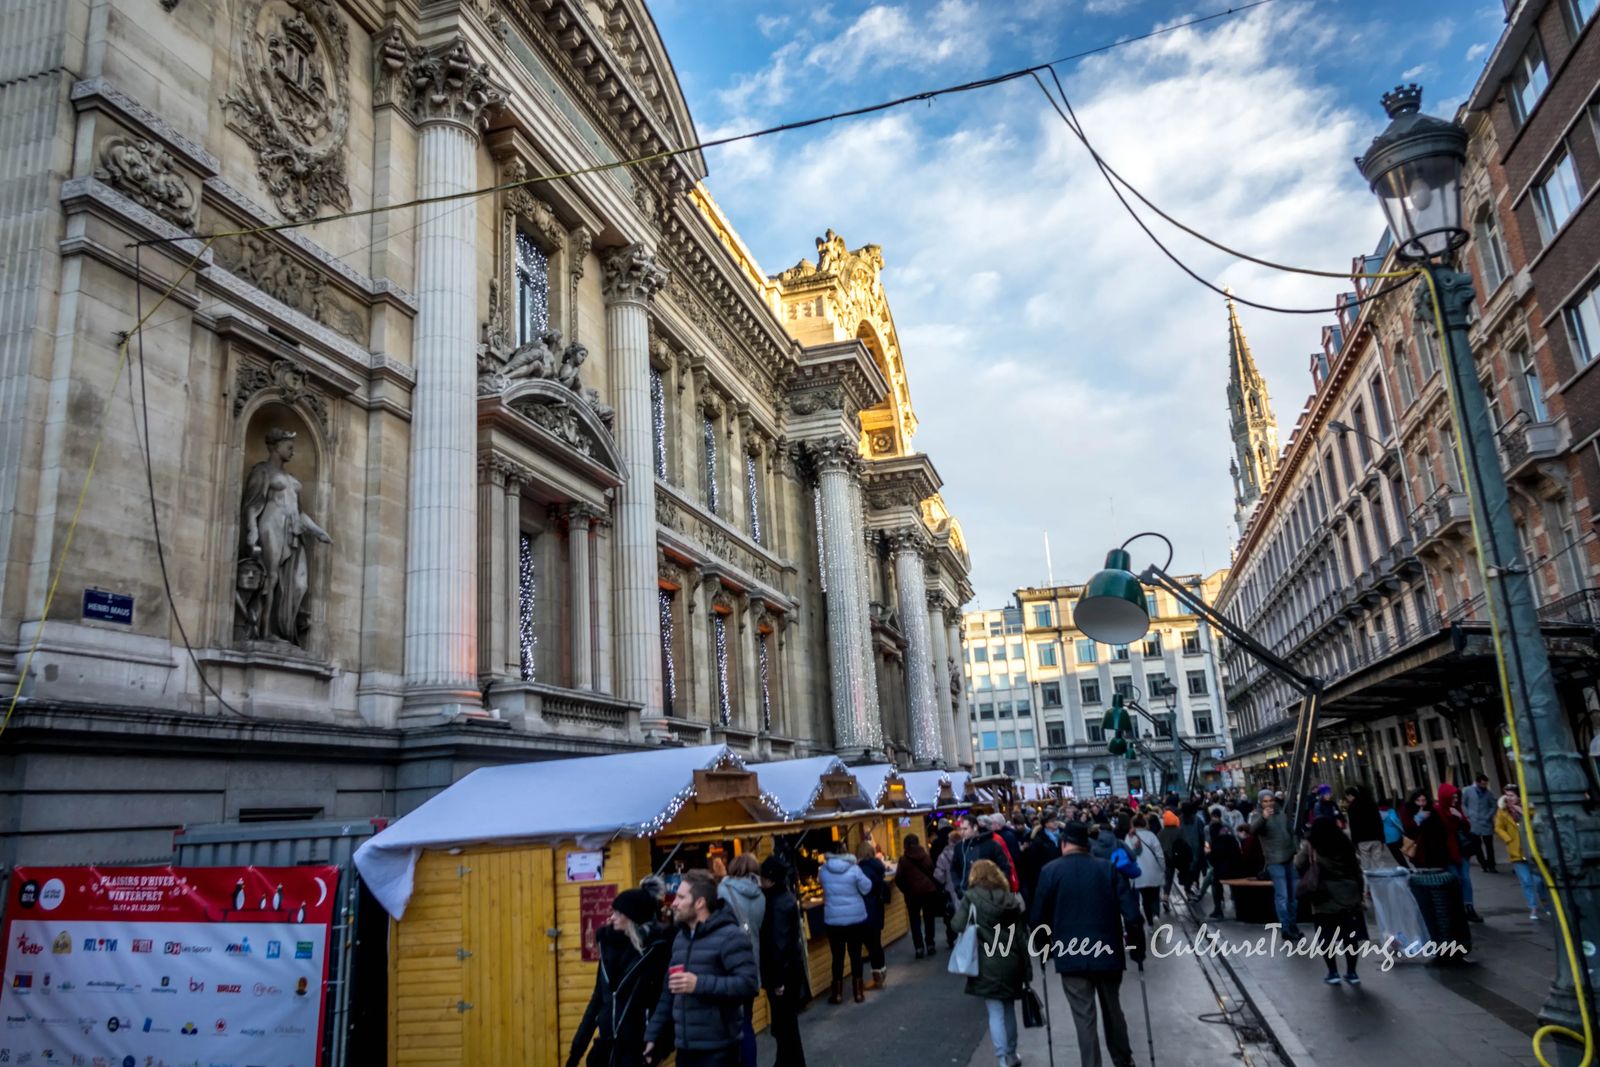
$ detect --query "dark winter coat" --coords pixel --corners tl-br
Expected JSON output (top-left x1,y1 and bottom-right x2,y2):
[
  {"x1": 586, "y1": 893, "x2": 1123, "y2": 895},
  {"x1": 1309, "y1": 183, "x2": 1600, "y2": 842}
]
[
  {"x1": 896, "y1": 842, "x2": 940, "y2": 898},
  {"x1": 643, "y1": 906, "x2": 759, "y2": 1053},
  {"x1": 1294, "y1": 841, "x2": 1364, "y2": 916},
  {"x1": 1206, "y1": 825, "x2": 1244, "y2": 882},
  {"x1": 1345, "y1": 793, "x2": 1383, "y2": 845},
  {"x1": 951, "y1": 884, "x2": 1029, "y2": 1001},
  {"x1": 759, "y1": 884, "x2": 809, "y2": 996},
  {"x1": 1030, "y1": 852, "x2": 1141, "y2": 976},
  {"x1": 965, "y1": 831, "x2": 1014, "y2": 885},
  {"x1": 566, "y1": 923, "x2": 672, "y2": 1067},
  {"x1": 860, "y1": 855, "x2": 889, "y2": 930},
  {"x1": 1020, "y1": 830, "x2": 1060, "y2": 903}
]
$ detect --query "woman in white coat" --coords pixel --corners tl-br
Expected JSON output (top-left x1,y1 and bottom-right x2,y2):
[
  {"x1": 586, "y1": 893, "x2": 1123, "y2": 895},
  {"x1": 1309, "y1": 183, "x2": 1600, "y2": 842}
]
[{"x1": 1126, "y1": 813, "x2": 1166, "y2": 926}]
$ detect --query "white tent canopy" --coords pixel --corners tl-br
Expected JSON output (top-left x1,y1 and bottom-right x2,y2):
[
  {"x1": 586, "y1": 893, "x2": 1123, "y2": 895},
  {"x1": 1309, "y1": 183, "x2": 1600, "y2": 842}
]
[
  {"x1": 747, "y1": 756, "x2": 862, "y2": 819},
  {"x1": 354, "y1": 745, "x2": 747, "y2": 919},
  {"x1": 898, "y1": 769, "x2": 951, "y2": 809},
  {"x1": 851, "y1": 763, "x2": 904, "y2": 808}
]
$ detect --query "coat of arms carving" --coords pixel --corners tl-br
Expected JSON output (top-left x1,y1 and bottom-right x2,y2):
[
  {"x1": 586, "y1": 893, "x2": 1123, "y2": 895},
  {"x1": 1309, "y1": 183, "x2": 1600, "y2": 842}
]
[{"x1": 224, "y1": 0, "x2": 352, "y2": 220}]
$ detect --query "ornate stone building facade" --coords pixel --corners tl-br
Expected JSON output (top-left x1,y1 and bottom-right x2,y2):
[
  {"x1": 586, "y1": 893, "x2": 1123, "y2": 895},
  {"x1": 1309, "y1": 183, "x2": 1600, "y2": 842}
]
[
  {"x1": 1226, "y1": 295, "x2": 1281, "y2": 533},
  {"x1": 0, "y1": 0, "x2": 972, "y2": 865}
]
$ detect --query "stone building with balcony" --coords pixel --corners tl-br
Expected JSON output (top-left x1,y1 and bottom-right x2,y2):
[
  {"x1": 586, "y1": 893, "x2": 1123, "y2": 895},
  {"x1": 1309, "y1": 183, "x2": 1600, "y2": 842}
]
[
  {"x1": 1007, "y1": 573, "x2": 1230, "y2": 799},
  {"x1": 1216, "y1": 25, "x2": 1600, "y2": 795},
  {"x1": 0, "y1": 0, "x2": 973, "y2": 866}
]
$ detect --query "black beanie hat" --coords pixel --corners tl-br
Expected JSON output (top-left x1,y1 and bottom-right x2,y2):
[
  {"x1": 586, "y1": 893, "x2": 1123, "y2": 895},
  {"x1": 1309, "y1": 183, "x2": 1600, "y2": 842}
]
[
  {"x1": 759, "y1": 855, "x2": 790, "y2": 884},
  {"x1": 612, "y1": 888, "x2": 659, "y2": 925}
]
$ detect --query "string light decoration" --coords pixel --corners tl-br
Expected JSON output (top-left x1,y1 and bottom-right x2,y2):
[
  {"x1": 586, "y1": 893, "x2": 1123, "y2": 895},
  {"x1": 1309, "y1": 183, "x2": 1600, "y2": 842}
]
[
  {"x1": 518, "y1": 532, "x2": 536, "y2": 680},
  {"x1": 659, "y1": 589, "x2": 677, "y2": 715},
  {"x1": 746, "y1": 453, "x2": 762, "y2": 545},
  {"x1": 514, "y1": 233, "x2": 549, "y2": 346},
  {"x1": 650, "y1": 368, "x2": 668, "y2": 480},
  {"x1": 757, "y1": 631, "x2": 772, "y2": 732},
  {"x1": 703, "y1": 417, "x2": 719, "y2": 514},
  {"x1": 713, "y1": 614, "x2": 732, "y2": 726},
  {"x1": 813, "y1": 487, "x2": 826, "y2": 594},
  {"x1": 626, "y1": 742, "x2": 793, "y2": 837}
]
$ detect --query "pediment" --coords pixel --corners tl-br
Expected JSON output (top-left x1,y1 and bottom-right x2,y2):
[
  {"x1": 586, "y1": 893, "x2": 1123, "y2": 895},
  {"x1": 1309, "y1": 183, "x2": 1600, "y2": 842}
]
[{"x1": 480, "y1": 379, "x2": 624, "y2": 486}]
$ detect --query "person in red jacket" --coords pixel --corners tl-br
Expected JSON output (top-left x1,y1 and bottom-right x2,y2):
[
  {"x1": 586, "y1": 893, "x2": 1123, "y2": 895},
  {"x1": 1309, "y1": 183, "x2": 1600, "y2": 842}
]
[{"x1": 1436, "y1": 783, "x2": 1483, "y2": 923}]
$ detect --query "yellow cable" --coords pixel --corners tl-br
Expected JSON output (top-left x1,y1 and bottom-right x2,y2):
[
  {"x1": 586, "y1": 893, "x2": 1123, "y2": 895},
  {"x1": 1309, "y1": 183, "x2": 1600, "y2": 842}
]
[{"x1": 1414, "y1": 266, "x2": 1594, "y2": 1067}]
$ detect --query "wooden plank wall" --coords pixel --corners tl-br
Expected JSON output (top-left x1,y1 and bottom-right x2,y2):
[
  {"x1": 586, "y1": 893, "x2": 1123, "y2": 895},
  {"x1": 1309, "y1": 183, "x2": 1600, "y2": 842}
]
[
  {"x1": 389, "y1": 850, "x2": 466, "y2": 1065},
  {"x1": 554, "y1": 840, "x2": 641, "y2": 1056},
  {"x1": 461, "y1": 845, "x2": 557, "y2": 1065}
]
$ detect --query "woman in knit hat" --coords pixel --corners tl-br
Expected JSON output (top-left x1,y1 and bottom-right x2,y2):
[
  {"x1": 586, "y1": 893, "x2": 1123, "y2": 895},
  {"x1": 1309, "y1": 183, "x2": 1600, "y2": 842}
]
[{"x1": 566, "y1": 886, "x2": 673, "y2": 1067}]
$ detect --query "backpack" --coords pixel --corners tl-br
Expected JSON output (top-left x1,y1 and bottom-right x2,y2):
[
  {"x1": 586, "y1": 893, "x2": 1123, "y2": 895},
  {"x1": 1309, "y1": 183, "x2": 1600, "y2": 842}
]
[{"x1": 1109, "y1": 845, "x2": 1141, "y2": 881}]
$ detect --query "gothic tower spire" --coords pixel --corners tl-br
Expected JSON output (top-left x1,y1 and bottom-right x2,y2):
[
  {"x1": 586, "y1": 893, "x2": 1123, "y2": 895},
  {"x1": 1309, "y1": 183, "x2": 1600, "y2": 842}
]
[{"x1": 1225, "y1": 289, "x2": 1280, "y2": 533}]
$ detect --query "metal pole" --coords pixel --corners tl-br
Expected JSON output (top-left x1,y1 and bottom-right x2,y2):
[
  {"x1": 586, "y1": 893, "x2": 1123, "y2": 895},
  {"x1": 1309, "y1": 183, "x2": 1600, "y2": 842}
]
[{"x1": 1425, "y1": 263, "x2": 1600, "y2": 1061}]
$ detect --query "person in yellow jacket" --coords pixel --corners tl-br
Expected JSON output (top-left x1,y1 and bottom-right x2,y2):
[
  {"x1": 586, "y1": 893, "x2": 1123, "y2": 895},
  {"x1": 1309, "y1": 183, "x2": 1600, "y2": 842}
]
[{"x1": 1494, "y1": 786, "x2": 1550, "y2": 921}]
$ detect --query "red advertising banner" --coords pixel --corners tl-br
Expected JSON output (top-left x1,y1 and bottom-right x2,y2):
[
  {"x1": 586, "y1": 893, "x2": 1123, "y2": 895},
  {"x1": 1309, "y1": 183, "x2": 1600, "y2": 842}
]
[
  {"x1": 1, "y1": 865, "x2": 338, "y2": 1066},
  {"x1": 579, "y1": 884, "x2": 617, "y2": 963}
]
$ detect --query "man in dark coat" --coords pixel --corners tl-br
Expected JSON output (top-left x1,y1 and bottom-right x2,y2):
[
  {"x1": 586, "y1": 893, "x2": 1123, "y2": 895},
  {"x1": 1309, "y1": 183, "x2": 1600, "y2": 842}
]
[
  {"x1": 1030, "y1": 821, "x2": 1144, "y2": 1067},
  {"x1": 964, "y1": 814, "x2": 1015, "y2": 887},
  {"x1": 758, "y1": 857, "x2": 807, "y2": 1067},
  {"x1": 643, "y1": 870, "x2": 758, "y2": 1067}
]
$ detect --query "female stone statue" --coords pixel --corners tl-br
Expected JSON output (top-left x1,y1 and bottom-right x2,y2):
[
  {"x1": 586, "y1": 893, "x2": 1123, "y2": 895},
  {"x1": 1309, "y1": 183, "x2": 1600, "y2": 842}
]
[{"x1": 239, "y1": 427, "x2": 331, "y2": 645}]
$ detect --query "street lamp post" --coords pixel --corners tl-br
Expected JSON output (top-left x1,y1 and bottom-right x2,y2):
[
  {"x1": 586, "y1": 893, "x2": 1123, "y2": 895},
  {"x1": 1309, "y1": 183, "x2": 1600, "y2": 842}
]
[
  {"x1": 1357, "y1": 83, "x2": 1599, "y2": 1061},
  {"x1": 1076, "y1": 532, "x2": 1324, "y2": 832}
]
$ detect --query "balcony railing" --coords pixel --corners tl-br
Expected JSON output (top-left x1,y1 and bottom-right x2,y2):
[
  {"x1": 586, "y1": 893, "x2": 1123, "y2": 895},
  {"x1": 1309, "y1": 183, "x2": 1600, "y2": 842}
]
[
  {"x1": 1412, "y1": 490, "x2": 1470, "y2": 549},
  {"x1": 1500, "y1": 418, "x2": 1563, "y2": 478},
  {"x1": 1538, "y1": 588, "x2": 1600, "y2": 625}
]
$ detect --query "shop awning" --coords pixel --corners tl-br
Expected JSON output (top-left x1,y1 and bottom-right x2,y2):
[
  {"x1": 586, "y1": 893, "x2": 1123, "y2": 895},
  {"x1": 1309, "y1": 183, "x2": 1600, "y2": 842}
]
[
  {"x1": 355, "y1": 744, "x2": 768, "y2": 918},
  {"x1": 898, "y1": 769, "x2": 951, "y2": 809}
]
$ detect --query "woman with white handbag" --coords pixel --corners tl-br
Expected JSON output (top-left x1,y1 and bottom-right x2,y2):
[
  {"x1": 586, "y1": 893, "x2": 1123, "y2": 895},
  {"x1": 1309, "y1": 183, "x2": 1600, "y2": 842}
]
[{"x1": 951, "y1": 859, "x2": 1030, "y2": 1067}]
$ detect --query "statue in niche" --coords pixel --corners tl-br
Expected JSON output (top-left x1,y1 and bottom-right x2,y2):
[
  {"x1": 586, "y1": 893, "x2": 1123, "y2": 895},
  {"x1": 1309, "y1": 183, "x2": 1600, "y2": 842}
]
[{"x1": 237, "y1": 427, "x2": 331, "y2": 646}]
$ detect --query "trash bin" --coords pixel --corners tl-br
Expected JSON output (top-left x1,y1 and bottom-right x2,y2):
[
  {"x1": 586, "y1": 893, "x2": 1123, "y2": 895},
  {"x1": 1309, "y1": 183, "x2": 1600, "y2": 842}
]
[
  {"x1": 1407, "y1": 867, "x2": 1471, "y2": 959},
  {"x1": 1367, "y1": 867, "x2": 1431, "y2": 961}
]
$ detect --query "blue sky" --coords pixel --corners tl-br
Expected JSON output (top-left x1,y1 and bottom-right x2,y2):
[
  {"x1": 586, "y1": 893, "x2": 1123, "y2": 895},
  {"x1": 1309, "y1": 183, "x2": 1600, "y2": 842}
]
[{"x1": 648, "y1": 0, "x2": 1507, "y2": 606}]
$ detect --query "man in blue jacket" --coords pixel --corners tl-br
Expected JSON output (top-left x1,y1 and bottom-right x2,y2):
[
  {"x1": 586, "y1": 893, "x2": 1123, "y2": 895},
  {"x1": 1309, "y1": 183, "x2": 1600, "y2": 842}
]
[
  {"x1": 1030, "y1": 821, "x2": 1144, "y2": 1067},
  {"x1": 644, "y1": 870, "x2": 759, "y2": 1066}
]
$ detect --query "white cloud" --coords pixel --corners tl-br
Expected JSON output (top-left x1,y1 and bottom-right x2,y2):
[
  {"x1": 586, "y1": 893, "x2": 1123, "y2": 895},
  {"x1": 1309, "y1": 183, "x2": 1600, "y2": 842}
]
[
  {"x1": 1402, "y1": 63, "x2": 1427, "y2": 79},
  {"x1": 696, "y1": 2, "x2": 1392, "y2": 602},
  {"x1": 755, "y1": 14, "x2": 790, "y2": 38},
  {"x1": 1465, "y1": 41, "x2": 1489, "y2": 61},
  {"x1": 1085, "y1": 0, "x2": 1138, "y2": 13}
]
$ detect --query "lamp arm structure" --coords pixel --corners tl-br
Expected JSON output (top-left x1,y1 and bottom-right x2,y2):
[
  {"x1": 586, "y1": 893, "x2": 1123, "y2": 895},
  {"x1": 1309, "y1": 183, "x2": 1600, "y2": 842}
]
[
  {"x1": 1136, "y1": 562, "x2": 1325, "y2": 834},
  {"x1": 1124, "y1": 695, "x2": 1206, "y2": 796}
]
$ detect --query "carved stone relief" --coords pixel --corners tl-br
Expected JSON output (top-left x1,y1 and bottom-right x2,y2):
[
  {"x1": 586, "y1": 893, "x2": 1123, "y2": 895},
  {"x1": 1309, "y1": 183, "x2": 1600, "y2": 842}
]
[
  {"x1": 789, "y1": 388, "x2": 843, "y2": 416},
  {"x1": 215, "y1": 232, "x2": 367, "y2": 342},
  {"x1": 510, "y1": 393, "x2": 603, "y2": 457},
  {"x1": 477, "y1": 311, "x2": 613, "y2": 426},
  {"x1": 223, "y1": 0, "x2": 352, "y2": 221},
  {"x1": 234, "y1": 356, "x2": 332, "y2": 434},
  {"x1": 409, "y1": 36, "x2": 507, "y2": 130},
  {"x1": 94, "y1": 136, "x2": 196, "y2": 229},
  {"x1": 236, "y1": 426, "x2": 331, "y2": 647}
]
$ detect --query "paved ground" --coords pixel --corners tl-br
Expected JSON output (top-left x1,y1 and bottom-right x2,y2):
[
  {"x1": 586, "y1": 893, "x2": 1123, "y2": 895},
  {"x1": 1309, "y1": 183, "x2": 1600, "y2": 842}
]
[
  {"x1": 760, "y1": 902, "x2": 1283, "y2": 1067},
  {"x1": 1222, "y1": 860, "x2": 1565, "y2": 1067}
]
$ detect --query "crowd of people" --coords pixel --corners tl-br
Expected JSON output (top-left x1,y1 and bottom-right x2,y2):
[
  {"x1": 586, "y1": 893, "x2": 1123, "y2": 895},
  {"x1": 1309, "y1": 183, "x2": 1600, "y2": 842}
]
[{"x1": 566, "y1": 771, "x2": 1543, "y2": 1067}]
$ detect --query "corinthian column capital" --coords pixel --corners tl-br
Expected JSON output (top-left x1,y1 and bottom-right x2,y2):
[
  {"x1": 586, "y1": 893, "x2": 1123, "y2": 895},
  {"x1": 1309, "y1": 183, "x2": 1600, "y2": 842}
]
[
  {"x1": 808, "y1": 435, "x2": 861, "y2": 477},
  {"x1": 887, "y1": 525, "x2": 932, "y2": 558},
  {"x1": 410, "y1": 36, "x2": 508, "y2": 133},
  {"x1": 602, "y1": 243, "x2": 668, "y2": 305}
]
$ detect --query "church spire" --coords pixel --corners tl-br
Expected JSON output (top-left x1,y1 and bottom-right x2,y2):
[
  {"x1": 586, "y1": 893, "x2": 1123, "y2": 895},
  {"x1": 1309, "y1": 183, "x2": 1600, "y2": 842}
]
[{"x1": 1224, "y1": 289, "x2": 1280, "y2": 533}]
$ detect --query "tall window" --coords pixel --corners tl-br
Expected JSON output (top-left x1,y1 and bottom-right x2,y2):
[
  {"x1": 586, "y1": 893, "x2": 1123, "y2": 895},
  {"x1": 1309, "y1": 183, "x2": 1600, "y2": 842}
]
[
  {"x1": 514, "y1": 233, "x2": 549, "y2": 345},
  {"x1": 1080, "y1": 678, "x2": 1102, "y2": 704},
  {"x1": 1533, "y1": 149, "x2": 1583, "y2": 241},
  {"x1": 713, "y1": 613, "x2": 732, "y2": 725},
  {"x1": 1112, "y1": 676, "x2": 1134, "y2": 700},
  {"x1": 1507, "y1": 33, "x2": 1550, "y2": 126},
  {"x1": 1516, "y1": 345, "x2": 1550, "y2": 421},
  {"x1": 1565, "y1": 278, "x2": 1600, "y2": 367},
  {"x1": 1369, "y1": 375, "x2": 1392, "y2": 439},
  {"x1": 1352, "y1": 402, "x2": 1373, "y2": 464},
  {"x1": 1036, "y1": 643, "x2": 1057, "y2": 667},
  {"x1": 659, "y1": 589, "x2": 678, "y2": 714},
  {"x1": 1142, "y1": 634, "x2": 1162, "y2": 658},
  {"x1": 1186, "y1": 670, "x2": 1208, "y2": 696},
  {"x1": 650, "y1": 368, "x2": 668, "y2": 479},
  {"x1": 1033, "y1": 605, "x2": 1053, "y2": 627},
  {"x1": 757, "y1": 630, "x2": 772, "y2": 732},
  {"x1": 1075, "y1": 639, "x2": 1097, "y2": 663},
  {"x1": 518, "y1": 532, "x2": 536, "y2": 680},
  {"x1": 1474, "y1": 206, "x2": 1510, "y2": 292},
  {"x1": 1417, "y1": 327, "x2": 1442, "y2": 379},
  {"x1": 745, "y1": 453, "x2": 763, "y2": 545},
  {"x1": 1182, "y1": 631, "x2": 1201, "y2": 654},
  {"x1": 1393, "y1": 340, "x2": 1416, "y2": 406},
  {"x1": 1113, "y1": 644, "x2": 1130, "y2": 661},
  {"x1": 1041, "y1": 682, "x2": 1062, "y2": 708},
  {"x1": 1565, "y1": 0, "x2": 1596, "y2": 32},
  {"x1": 702, "y1": 417, "x2": 719, "y2": 514},
  {"x1": 1046, "y1": 722, "x2": 1066, "y2": 746}
]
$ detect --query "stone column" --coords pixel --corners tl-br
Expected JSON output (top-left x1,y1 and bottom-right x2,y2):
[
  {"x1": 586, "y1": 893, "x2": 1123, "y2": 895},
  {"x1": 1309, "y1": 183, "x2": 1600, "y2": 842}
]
[
  {"x1": 401, "y1": 39, "x2": 505, "y2": 720},
  {"x1": 849, "y1": 490, "x2": 884, "y2": 749},
  {"x1": 565, "y1": 504, "x2": 595, "y2": 690},
  {"x1": 812, "y1": 437, "x2": 877, "y2": 750},
  {"x1": 947, "y1": 612, "x2": 975, "y2": 767},
  {"x1": 890, "y1": 528, "x2": 941, "y2": 764},
  {"x1": 928, "y1": 591, "x2": 957, "y2": 767},
  {"x1": 592, "y1": 513, "x2": 613, "y2": 693},
  {"x1": 602, "y1": 245, "x2": 668, "y2": 716},
  {"x1": 477, "y1": 460, "x2": 508, "y2": 679},
  {"x1": 503, "y1": 473, "x2": 524, "y2": 678}
]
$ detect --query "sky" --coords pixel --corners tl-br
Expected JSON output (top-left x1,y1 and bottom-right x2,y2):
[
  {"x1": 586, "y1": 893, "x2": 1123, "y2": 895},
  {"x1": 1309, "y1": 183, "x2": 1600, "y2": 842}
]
[{"x1": 647, "y1": 0, "x2": 1507, "y2": 607}]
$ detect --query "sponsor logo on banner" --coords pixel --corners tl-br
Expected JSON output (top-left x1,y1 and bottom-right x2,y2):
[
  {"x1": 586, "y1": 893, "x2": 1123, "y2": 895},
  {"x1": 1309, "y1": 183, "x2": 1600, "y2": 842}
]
[
  {"x1": 214, "y1": 985, "x2": 241, "y2": 995},
  {"x1": 80, "y1": 939, "x2": 116, "y2": 953},
  {"x1": 294, "y1": 942, "x2": 312, "y2": 960},
  {"x1": 293, "y1": 978, "x2": 308, "y2": 998},
  {"x1": 188, "y1": 980, "x2": 204, "y2": 993},
  {"x1": 181, "y1": 1022, "x2": 198, "y2": 1035},
  {"x1": 50, "y1": 933, "x2": 71, "y2": 955},
  {"x1": 213, "y1": 1018, "x2": 227, "y2": 1035},
  {"x1": 10, "y1": 976, "x2": 31, "y2": 991},
  {"x1": 265, "y1": 941, "x2": 281, "y2": 959},
  {"x1": 151, "y1": 976, "x2": 175, "y2": 995},
  {"x1": 251, "y1": 983, "x2": 280, "y2": 997},
  {"x1": 239, "y1": 1026, "x2": 267, "y2": 1037},
  {"x1": 273, "y1": 1024, "x2": 306, "y2": 1035},
  {"x1": 129, "y1": 940, "x2": 152, "y2": 954},
  {"x1": 14, "y1": 935, "x2": 43, "y2": 956},
  {"x1": 222, "y1": 938, "x2": 250, "y2": 956}
]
